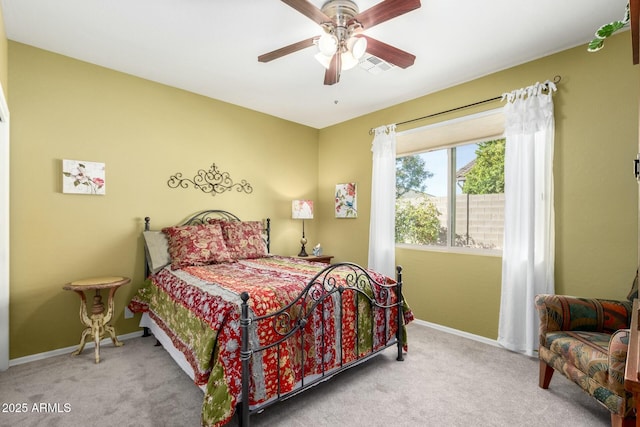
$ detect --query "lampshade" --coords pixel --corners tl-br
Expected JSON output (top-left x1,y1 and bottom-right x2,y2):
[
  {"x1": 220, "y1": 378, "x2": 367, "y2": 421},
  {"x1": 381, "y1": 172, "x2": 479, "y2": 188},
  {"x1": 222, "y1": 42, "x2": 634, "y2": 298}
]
[
  {"x1": 348, "y1": 36, "x2": 367, "y2": 59},
  {"x1": 340, "y1": 51, "x2": 359, "y2": 71},
  {"x1": 292, "y1": 200, "x2": 314, "y2": 220},
  {"x1": 314, "y1": 52, "x2": 332, "y2": 69},
  {"x1": 317, "y1": 33, "x2": 338, "y2": 56}
]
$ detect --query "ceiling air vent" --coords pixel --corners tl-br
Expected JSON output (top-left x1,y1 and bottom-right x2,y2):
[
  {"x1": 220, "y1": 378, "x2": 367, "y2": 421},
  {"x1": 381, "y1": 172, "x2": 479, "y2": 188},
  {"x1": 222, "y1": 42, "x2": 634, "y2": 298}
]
[{"x1": 359, "y1": 54, "x2": 395, "y2": 74}]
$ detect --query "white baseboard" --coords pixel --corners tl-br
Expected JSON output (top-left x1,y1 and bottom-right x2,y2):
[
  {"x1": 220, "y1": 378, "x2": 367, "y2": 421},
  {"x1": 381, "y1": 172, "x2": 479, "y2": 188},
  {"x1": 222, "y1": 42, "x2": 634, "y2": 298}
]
[
  {"x1": 8, "y1": 331, "x2": 143, "y2": 367},
  {"x1": 8, "y1": 320, "x2": 502, "y2": 367},
  {"x1": 411, "y1": 318, "x2": 501, "y2": 348}
]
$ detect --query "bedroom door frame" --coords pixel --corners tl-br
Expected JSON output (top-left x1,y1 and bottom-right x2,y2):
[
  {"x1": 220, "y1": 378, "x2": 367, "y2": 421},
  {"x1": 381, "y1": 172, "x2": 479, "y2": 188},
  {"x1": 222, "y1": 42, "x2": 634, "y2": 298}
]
[{"x1": 0, "y1": 82, "x2": 9, "y2": 371}]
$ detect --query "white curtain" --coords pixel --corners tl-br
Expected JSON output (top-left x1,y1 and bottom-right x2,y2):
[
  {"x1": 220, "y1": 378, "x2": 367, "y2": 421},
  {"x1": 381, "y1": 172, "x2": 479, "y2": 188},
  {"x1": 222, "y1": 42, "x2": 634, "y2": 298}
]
[
  {"x1": 368, "y1": 124, "x2": 397, "y2": 278},
  {"x1": 498, "y1": 81, "x2": 556, "y2": 356}
]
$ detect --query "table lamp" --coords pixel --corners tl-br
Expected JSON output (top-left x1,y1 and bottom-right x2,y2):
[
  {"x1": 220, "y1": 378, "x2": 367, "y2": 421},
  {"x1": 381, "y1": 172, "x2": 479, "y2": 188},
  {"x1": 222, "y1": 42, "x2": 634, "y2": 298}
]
[{"x1": 292, "y1": 200, "x2": 313, "y2": 257}]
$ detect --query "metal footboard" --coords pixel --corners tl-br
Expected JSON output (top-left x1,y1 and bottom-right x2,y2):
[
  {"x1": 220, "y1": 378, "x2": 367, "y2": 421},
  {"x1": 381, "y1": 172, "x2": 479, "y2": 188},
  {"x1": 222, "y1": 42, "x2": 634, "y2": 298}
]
[{"x1": 238, "y1": 263, "x2": 404, "y2": 427}]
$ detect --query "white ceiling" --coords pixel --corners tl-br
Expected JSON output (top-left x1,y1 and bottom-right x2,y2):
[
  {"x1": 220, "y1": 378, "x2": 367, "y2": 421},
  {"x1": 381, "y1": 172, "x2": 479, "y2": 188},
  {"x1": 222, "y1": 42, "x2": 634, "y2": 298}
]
[{"x1": 0, "y1": 0, "x2": 630, "y2": 129}]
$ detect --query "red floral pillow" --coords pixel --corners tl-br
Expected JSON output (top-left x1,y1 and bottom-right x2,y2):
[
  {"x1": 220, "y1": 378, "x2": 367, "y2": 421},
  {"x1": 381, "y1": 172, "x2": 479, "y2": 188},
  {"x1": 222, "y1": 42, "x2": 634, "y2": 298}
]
[
  {"x1": 207, "y1": 218, "x2": 228, "y2": 227},
  {"x1": 162, "y1": 223, "x2": 233, "y2": 269},
  {"x1": 221, "y1": 221, "x2": 268, "y2": 260}
]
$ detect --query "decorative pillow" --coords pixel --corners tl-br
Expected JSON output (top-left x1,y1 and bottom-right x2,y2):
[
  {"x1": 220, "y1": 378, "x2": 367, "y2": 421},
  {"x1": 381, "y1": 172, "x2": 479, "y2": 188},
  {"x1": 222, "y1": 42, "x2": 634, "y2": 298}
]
[
  {"x1": 142, "y1": 230, "x2": 171, "y2": 274},
  {"x1": 221, "y1": 221, "x2": 268, "y2": 260},
  {"x1": 207, "y1": 218, "x2": 229, "y2": 227},
  {"x1": 162, "y1": 223, "x2": 233, "y2": 269}
]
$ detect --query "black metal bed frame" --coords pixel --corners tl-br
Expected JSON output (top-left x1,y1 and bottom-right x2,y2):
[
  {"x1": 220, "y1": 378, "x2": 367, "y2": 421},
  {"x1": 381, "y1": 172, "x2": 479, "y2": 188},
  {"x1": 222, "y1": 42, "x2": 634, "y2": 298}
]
[
  {"x1": 143, "y1": 209, "x2": 271, "y2": 254},
  {"x1": 238, "y1": 262, "x2": 404, "y2": 427},
  {"x1": 143, "y1": 211, "x2": 405, "y2": 427}
]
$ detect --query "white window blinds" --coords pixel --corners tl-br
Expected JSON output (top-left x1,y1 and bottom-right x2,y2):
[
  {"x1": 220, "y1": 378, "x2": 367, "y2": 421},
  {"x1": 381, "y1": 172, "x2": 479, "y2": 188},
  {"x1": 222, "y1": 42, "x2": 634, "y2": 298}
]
[{"x1": 396, "y1": 108, "x2": 505, "y2": 155}]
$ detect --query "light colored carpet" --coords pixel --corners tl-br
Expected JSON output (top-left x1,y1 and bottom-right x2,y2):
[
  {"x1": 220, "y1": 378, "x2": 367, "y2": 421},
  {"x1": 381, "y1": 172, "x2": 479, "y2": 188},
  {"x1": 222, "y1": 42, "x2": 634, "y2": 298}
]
[{"x1": 0, "y1": 322, "x2": 611, "y2": 427}]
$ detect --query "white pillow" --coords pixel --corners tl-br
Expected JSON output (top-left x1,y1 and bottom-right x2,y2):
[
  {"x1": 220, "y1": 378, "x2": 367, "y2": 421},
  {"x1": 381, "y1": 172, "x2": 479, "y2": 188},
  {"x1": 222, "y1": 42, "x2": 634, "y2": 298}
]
[{"x1": 143, "y1": 230, "x2": 171, "y2": 274}]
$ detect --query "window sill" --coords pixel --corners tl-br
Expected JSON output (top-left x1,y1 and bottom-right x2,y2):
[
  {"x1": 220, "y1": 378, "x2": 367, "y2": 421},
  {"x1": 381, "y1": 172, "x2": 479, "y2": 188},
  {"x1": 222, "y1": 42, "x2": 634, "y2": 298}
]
[{"x1": 395, "y1": 243, "x2": 502, "y2": 258}]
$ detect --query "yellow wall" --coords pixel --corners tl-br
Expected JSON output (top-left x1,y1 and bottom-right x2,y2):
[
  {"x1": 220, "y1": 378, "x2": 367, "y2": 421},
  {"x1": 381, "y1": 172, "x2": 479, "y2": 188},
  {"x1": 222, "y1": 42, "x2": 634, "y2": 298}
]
[
  {"x1": 318, "y1": 33, "x2": 640, "y2": 339},
  {"x1": 8, "y1": 42, "x2": 319, "y2": 359},
  {"x1": 8, "y1": 31, "x2": 640, "y2": 357}
]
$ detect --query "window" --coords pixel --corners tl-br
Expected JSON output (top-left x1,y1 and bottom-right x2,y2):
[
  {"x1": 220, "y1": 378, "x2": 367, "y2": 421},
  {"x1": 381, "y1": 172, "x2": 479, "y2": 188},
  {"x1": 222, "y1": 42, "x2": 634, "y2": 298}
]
[{"x1": 395, "y1": 109, "x2": 505, "y2": 252}]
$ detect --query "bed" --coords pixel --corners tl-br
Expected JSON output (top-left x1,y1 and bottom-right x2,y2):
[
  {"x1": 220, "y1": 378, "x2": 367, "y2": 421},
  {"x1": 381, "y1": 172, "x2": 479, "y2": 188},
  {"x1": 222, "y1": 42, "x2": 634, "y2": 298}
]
[{"x1": 128, "y1": 210, "x2": 413, "y2": 427}]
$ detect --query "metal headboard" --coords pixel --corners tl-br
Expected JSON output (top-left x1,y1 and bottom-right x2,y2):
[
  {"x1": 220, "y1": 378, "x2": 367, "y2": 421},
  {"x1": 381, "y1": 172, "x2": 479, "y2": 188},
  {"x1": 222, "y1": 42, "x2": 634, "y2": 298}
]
[
  {"x1": 144, "y1": 210, "x2": 271, "y2": 252},
  {"x1": 179, "y1": 210, "x2": 242, "y2": 225}
]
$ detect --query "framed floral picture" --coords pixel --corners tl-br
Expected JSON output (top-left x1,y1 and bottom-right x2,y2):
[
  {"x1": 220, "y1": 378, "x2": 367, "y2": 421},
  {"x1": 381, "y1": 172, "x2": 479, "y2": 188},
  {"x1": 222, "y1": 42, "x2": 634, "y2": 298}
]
[
  {"x1": 335, "y1": 183, "x2": 357, "y2": 218},
  {"x1": 62, "y1": 159, "x2": 106, "y2": 195}
]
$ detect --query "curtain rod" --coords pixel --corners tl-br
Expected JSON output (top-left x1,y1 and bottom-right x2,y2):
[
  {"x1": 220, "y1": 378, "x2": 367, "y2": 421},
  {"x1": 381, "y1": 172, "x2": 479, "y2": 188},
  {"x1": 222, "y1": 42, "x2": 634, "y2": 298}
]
[{"x1": 368, "y1": 75, "x2": 561, "y2": 135}]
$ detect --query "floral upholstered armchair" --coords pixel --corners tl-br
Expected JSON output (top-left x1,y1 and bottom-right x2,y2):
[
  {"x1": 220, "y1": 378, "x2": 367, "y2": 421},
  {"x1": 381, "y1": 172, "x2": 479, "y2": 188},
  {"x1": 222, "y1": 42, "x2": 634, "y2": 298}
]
[{"x1": 535, "y1": 281, "x2": 637, "y2": 426}]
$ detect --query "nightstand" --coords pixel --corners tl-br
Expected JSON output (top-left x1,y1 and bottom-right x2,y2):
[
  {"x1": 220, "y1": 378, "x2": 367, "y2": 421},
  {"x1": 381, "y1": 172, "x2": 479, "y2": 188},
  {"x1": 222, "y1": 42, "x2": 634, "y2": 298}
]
[
  {"x1": 295, "y1": 255, "x2": 333, "y2": 264},
  {"x1": 63, "y1": 276, "x2": 130, "y2": 363}
]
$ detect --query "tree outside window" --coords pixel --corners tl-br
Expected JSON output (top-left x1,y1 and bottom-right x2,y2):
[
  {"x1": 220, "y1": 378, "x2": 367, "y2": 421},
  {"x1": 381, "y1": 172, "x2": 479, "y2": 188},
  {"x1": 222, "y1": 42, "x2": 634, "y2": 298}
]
[{"x1": 395, "y1": 138, "x2": 505, "y2": 250}]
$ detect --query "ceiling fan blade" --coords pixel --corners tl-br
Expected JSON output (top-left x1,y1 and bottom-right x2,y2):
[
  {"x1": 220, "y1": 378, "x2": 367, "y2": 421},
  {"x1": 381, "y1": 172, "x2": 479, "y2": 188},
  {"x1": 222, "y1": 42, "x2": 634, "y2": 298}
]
[
  {"x1": 258, "y1": 36, "x2": 318, "y2": 63},
  {"x1": 350, "y1": 0, "x2": 421, "y2": 30},
  {"x1": 281, "y1": 0, "x2": 333, "y2": 25},
  {"x1": 324, "y1": 53, "x2": 341, "y2": 85},
  {"x1": 359, "y1": 35, "x2": 416, "y2": 69}
]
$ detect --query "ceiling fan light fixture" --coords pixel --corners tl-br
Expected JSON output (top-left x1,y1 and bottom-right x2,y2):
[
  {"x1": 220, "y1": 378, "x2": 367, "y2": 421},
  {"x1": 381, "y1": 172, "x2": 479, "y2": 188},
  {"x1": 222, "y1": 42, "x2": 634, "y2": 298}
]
[
  {"x1": 314, "y1": 52, "x2": 332, "y2": 69},
  {"x1": 341, "y1": 51, "x2": 359, "y2": 70},
  {"x1": 348, "y1": 36, "x2": 367, "y2": 59},
  {"x1": 340, "y1": 36, "x2": 367, "y2": 71},
  {"x1": 317, "y1": 33, "x2": 338, "y2": 56},
  {"x1": 316, "y1": 34, "x2": 368, "y2": 71}
]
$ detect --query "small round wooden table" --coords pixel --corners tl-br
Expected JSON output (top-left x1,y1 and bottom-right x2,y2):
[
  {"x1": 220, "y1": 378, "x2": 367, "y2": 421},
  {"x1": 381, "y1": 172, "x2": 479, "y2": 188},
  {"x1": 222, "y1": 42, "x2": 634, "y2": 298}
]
[{"x1": 63, "y1": 276, "x2": 130, "y2": 363}]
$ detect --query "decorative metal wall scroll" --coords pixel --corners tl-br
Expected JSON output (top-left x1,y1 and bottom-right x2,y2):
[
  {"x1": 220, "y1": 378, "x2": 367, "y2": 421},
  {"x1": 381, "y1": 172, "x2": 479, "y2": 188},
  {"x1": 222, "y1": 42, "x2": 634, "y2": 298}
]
[{"x1": 167, "y1": 163, "x2": 253, "y2": 196}]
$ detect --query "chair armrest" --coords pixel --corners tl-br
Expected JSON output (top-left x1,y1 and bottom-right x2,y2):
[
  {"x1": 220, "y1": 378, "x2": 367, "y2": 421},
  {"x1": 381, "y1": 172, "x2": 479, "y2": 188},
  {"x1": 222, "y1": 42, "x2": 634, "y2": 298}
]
[
  {"x1": 609, "y1": 328, "x2": 630, "y2": 395},
  {"x1": 535, "y1": 294, "x2": 632, "y2": 347}
]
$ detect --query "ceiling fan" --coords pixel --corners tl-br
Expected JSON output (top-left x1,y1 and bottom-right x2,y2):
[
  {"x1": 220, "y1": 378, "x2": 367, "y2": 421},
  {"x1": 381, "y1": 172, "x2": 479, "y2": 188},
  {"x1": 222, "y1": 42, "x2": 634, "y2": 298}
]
[{"x1": 258, "y1": 0, "x2": 421, "y2": 85}]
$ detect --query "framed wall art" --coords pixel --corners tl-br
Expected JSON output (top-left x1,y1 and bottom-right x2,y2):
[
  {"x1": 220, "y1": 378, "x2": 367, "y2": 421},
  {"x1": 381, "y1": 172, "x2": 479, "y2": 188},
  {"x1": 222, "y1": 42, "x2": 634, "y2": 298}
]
[
  {"x1": 335, "y1": 182, "x2": 357, "y2": 218},
  {"x1": 62, "y1": 159, "x2": 106, "y2": 195}
]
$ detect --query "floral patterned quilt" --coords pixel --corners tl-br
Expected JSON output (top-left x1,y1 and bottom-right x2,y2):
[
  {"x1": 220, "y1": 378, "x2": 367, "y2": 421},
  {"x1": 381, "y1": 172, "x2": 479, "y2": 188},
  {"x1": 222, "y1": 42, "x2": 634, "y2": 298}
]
[{"x1": 128, "y1": 256, "x2": 412, "y2": 427}]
